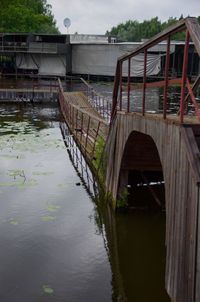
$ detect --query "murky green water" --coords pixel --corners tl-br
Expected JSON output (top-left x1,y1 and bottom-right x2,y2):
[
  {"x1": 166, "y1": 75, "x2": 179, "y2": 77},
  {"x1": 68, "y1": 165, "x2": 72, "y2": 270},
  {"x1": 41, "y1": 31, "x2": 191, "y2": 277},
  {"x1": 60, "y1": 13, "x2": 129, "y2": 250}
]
[{"x1": 0, "y1": 102, "x2": 170, "y2": 301}]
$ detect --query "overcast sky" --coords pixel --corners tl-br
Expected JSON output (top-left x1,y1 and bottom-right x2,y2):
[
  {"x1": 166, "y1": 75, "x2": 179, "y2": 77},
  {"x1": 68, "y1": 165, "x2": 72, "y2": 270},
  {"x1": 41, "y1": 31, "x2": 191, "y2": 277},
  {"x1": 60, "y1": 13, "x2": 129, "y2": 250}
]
[{"x1": 47, "y1": 0, "x2": 200, "y2": 34}]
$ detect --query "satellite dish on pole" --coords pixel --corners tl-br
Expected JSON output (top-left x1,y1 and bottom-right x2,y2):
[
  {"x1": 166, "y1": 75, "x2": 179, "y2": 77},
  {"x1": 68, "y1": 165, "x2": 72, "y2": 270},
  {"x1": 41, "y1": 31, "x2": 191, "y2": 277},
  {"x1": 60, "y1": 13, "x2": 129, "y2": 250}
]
[{"x1": 63, "y1": 18, "x2": 71, "y2": 33}]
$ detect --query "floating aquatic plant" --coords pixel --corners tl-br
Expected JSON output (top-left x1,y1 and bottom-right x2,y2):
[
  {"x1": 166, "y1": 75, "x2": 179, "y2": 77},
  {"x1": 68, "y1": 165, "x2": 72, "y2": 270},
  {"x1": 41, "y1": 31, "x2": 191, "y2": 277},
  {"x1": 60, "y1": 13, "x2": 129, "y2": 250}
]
[
  {"x1": 42, "y1": 285, "x2": 54, "y2": 294},
  {"x1": 8, "y1": 169, "x2": 26, "y2": 180},
  {"x1": 32, "y1": 171, "x2": 54, "y2": 176},
  {"x1": 46, "y1": 204, "x2": 61, "y2": 212},
  {"x1": 9, "y1": 219, "x2": 19, "y2": 225},
  {"x1": 41, "y1": 215, "x2": 56, "y2": 222}
]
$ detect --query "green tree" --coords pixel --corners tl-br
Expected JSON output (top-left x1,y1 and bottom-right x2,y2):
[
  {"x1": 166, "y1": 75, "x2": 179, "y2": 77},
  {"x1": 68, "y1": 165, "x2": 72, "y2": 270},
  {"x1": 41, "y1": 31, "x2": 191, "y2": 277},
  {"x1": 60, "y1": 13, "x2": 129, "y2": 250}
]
[
  {"x1": 0, "y1": 0, "x2": 59, "y2": 33},
  {"x1": 106, "y1": 15, "x2": 200, "y2": 42}
]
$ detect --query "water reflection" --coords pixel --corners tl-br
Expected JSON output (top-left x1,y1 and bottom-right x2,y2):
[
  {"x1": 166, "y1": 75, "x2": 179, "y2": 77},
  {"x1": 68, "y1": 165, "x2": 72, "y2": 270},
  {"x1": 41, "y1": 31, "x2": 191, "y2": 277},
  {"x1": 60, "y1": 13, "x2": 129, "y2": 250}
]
[{"x1": 60, "y1": 121, "x2": 98, "y2": 199}]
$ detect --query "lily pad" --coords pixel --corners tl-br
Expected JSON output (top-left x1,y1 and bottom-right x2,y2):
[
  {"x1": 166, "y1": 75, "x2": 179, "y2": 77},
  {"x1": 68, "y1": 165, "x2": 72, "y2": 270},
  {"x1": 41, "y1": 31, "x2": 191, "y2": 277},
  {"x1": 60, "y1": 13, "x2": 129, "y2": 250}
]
[
  {"x1": 32, "y1": 171, "x2": 54, "y2": 176},
  {"x1": 8, "y1": 169, "x2": 25, "y2": 178},
  {"x1": 41, "y1": 215, "x2": 56, "y2": 222},
  {"x1": 46, "y1": 204, "x2": 61, "y2": 212},
  {"x1": 0, "y1": 181, "x2": 22, "y2": 187},
  {"x1": 9, "y1": 219, "x2": 19, "y2": 225},
  {"x1": 43, "y1": 285, "x2": 54, "y2": 294}
]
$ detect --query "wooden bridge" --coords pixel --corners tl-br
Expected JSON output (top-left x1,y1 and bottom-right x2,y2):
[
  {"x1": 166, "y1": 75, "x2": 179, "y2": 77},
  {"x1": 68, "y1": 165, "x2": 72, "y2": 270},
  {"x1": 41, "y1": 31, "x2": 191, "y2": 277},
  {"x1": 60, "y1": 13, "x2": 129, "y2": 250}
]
[{"x1": 58, "y1": 17, "x2": 200, "y2": 302}]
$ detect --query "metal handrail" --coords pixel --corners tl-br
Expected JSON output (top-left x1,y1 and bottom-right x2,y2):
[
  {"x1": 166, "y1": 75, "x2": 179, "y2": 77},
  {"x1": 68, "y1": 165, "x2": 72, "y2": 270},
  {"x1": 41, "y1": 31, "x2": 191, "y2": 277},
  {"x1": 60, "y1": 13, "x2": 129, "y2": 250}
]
[
  {"x1": 111, "y1": 17, "x2": 200, "y2": 123},
  {"x1": 58, "y1": 78, "x2": 108, "y2": 160}
]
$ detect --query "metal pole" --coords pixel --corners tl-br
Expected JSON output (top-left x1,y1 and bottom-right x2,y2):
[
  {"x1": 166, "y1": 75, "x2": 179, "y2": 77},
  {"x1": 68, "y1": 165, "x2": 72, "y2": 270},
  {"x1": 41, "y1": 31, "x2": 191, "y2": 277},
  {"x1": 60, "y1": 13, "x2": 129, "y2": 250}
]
[
  {"x1": 142, "y1": 49, "x2": 147, "y2": 116},
  {"x1": 85, "y1": 116, "x2": 91, "y2": 152},
  {"x1": 163, "y1": 36, "x2": 171, "y2": 119},
  {"x1": 127, "y1": 58, "x2": 131, "y2": 112},
  {"x1": 91, "y1": 122, "x2": 100, "y2": 159},
  {"x1": 80, "y1": 112, "x2": 83, "y2": 144},
  {"x1": 180, "y1": 30, "x2": 190, "y2": 123},
  {"x1": 119, "y1": 61, "x2": 123, "y2": 111},
  {"x1": 111, "y1": 61, "x2": 120, "y2": 120}
]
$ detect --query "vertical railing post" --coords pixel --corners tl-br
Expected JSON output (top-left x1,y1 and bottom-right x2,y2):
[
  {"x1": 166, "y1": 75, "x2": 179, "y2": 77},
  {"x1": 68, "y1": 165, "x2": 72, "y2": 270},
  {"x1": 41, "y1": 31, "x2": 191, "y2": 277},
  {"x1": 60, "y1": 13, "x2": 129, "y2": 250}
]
[
  {"x1": 142, "y1": 49, "x2": 147, "y2": 116},
  {"x1": 75, "y1": 109, "x2": 78, "y2": 132},
  {"x1": 103, "y1": 98, "x2": 105, "y2": 118},
  {"x1": 85, "y1": 116, "x2": 91, "y2": 152},
  {"x1": 107, "y1": 100, "x2": 109, "y2": 122},
  {"x1": 98, "y1": 96, "x2": 101, "y2": 115},
  {"x1": 80, "y1": 112, "x2": 84, "y2": 144},
  {"x1": 69, "y1": 105, "x2": 72, "y2": 126},
  {"x1": 91, "y1": 121, "x2": 100, "y2": 159},
  {"x1": 163, "y1": 36, "x2": 171, "y2": 119},
  {"x1": 72, "y1": 107, "x2": 74, "y2": 130},
  {"x1": 180, "y1": 30, "x2": 190, "y2": 123},
  {"x1": 111, "y1": 61, "x2": 120, "y2": 120},
  {"x1": 119, "y1": 61, "x2": 123, "y2": 111},
  {"x1": 127, "y1": 57, "x2": 131, "y2": 112}
]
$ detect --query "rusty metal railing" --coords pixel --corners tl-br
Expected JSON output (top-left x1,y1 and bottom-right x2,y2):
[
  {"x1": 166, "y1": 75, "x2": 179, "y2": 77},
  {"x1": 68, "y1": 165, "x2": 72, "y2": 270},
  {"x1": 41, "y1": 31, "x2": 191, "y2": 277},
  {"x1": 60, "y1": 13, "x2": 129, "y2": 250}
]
[
  {"x1": 64, "y1": 76, "x2": 112, "y2": 122},
  {"x1": 79, "y1": 78, "x2": 112, "y2": 122},
  {"x1": 111, "y1": 17, "x2": 200, "y2": 123},
  {"x1": 58, "y1": 78, "x2": 108, "y2": 160}
]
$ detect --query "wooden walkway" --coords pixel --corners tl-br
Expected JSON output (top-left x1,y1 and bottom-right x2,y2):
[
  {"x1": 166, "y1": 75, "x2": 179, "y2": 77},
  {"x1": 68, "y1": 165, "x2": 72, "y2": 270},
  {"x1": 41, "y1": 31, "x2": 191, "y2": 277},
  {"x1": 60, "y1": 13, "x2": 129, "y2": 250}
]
[{"x1": 60, "y1": 89, "x2": 109, "y2": 162}]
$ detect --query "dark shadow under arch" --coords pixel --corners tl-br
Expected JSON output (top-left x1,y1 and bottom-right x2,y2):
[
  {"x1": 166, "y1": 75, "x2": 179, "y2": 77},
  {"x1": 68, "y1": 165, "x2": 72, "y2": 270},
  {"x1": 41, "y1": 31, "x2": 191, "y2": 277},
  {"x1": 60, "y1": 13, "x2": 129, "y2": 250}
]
[{"x1": 118, "y1": 131, "x2": 165, "y2": 210}]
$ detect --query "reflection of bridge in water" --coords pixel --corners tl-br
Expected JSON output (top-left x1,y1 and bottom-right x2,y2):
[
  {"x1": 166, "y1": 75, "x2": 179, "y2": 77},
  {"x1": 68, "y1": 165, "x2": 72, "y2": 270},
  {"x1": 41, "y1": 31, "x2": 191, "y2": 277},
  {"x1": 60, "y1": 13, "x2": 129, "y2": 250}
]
[
  {"x1": 58, "y1": 18, "x2": 200, "y2": 302},
  {"x1": 60, "y1": 120, "x2": 128, "y2": 301},
  {"x1": 60, "y1": 121, "x2": 98, "y2": 198}
]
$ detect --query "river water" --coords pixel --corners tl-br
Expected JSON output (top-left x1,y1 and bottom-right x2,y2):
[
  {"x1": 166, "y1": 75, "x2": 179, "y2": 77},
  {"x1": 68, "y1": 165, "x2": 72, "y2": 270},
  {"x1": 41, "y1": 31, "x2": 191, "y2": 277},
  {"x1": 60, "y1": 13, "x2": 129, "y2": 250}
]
[{"x1": 0, "y1": 88, "x2": 170, "y2": 301}]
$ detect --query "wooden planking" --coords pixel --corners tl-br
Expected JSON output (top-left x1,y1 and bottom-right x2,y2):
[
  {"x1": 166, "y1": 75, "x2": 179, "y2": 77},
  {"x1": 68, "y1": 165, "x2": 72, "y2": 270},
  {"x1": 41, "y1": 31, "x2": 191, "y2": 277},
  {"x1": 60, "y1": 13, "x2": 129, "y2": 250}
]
[
  {"x1": 176, "y1": 134, "x2": 189, "y2": 302},
  {"x1": 196, "y1": 188, "x2": 200, "y2": 301},
  {"x1": 104, "y1": 112, "x2": 200, "y2": 302},
  {"x1": 187, "y1": 172, "x2": 199, "y2": 301},
  {"x1": 181, "y1": 127, "x2": 200, "y2": 184}
]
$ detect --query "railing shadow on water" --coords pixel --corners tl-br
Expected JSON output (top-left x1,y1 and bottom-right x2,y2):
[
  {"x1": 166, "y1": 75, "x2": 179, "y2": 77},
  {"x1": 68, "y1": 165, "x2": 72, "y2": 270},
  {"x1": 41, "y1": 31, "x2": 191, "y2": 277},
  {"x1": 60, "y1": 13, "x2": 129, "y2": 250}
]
[{"x1": 59, "y1": 120, "x2": 98, "y2": 198}]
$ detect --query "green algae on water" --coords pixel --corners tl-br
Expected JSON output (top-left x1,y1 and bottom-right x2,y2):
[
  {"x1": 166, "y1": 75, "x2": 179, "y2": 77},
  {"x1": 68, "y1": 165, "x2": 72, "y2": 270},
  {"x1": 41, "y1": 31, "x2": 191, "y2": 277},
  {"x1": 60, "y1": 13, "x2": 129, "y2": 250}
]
[
  {"x1": 9, "y1": 219, "x2": 19, "y2": 225},
  {"x1": 41, "y1": 215, "x2": 56, "y2": 222},
  {"x1": 46, "y1": 204, "x2": 61, "y2": 212},
  {"x1": 42, "y1": 285, "x2": 54, "y2": 294}
]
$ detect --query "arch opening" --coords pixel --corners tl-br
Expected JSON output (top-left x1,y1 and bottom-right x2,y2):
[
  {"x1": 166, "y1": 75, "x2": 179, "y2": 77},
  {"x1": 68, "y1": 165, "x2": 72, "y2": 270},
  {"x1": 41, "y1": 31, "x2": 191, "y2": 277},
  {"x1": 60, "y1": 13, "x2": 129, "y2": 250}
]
[{"x1": 118, "y1": 131, "x2": 165, "y2": 210}]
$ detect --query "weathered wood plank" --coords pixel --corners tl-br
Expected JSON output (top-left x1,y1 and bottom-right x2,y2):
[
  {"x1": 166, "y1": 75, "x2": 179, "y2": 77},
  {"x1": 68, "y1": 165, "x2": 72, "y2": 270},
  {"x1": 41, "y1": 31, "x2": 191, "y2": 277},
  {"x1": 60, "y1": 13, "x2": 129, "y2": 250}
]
[
  {"x1": 180, "y1": 126, "x2": 200, "y2": 184},
  {"x1": 104, "y1": 112, "x2": 200, "y2": 302}
]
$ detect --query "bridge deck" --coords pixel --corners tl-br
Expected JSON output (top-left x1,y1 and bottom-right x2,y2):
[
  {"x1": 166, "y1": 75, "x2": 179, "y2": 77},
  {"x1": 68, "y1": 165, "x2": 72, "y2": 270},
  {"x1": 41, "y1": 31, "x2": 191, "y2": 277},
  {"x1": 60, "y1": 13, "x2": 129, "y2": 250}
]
[
  {"x1": 61, "y1": 91, "x2": 108, "y2": 160},
  {"x1": 63, "y1": 91, "x2": 103, "y2": 120}
]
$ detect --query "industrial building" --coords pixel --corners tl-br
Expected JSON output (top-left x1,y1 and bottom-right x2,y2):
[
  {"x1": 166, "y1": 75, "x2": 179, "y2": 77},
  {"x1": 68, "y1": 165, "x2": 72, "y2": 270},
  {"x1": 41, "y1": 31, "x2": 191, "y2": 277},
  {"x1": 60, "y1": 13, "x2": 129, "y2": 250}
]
[{"x1": 0, "y1": 33, "x2": 199, "y2": 79}]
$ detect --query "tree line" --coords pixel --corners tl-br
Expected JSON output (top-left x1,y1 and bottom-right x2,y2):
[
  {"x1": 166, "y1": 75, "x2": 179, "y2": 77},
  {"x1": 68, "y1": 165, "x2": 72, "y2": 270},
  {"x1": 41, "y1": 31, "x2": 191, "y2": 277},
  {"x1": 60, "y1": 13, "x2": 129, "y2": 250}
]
[
  {"x1": 106, "y1": 16, "x2": 200, "y2": 42},
  {"x1": 0, "y1": 0, "x2": 59, "y2": 33}
]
